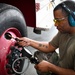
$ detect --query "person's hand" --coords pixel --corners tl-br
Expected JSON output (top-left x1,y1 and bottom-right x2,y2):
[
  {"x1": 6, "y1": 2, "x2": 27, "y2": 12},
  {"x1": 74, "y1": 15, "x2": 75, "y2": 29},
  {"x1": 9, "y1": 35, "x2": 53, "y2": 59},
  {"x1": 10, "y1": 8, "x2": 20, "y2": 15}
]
[
  {"x1": 34, "y1": 60, "x2": 50, "y2": 72},
  {"x1": 16, "y1": 37, "x2": 31, "y2": 47}
]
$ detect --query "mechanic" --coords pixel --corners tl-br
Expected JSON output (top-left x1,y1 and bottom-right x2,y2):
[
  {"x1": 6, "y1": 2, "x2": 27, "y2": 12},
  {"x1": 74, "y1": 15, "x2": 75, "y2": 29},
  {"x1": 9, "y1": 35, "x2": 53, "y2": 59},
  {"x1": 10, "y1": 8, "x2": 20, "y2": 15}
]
[{"x1": 17, "y1": 1, "x2": 75, "y2": 75}]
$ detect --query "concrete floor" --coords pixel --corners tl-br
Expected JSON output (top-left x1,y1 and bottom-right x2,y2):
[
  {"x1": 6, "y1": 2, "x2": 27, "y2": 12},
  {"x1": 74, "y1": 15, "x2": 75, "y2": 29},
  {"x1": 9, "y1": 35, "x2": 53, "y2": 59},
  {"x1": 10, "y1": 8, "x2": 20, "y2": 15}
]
[{"x1": 22, "y1": 25, "x2": 58, "y2": 75}]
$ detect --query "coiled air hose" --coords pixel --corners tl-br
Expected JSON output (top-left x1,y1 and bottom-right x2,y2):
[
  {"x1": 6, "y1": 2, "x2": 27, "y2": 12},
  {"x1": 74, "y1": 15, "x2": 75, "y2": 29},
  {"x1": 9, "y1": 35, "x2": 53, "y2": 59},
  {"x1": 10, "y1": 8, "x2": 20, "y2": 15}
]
[{"x1": 12, "y1": 57, "x2": 30, "y2": 74}]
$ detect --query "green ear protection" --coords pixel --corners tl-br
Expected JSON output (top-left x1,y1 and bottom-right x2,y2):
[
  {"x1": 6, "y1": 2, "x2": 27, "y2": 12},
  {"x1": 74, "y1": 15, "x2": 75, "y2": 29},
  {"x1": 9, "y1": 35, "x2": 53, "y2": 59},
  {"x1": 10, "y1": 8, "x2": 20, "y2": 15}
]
[{"x1": 61, "y1": 3, "x2": 75, "y2": 26}]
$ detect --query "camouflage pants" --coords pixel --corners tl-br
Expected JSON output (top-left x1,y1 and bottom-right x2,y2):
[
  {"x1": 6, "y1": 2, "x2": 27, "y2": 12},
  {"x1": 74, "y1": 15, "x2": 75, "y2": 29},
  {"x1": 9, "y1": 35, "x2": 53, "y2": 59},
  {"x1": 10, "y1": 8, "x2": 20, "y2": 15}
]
[{"x1": 34, "y1": 51, "x2": 59, "y2": 75}]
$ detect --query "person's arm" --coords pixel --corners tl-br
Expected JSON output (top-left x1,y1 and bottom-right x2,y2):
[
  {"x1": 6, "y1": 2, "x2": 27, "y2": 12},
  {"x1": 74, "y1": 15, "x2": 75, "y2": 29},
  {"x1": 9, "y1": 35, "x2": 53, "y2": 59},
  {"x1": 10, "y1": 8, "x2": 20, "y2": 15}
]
[
  {"x1": 17, "y1": 37, "x2": 56, "y2": 53},
  {"x1": 35, "y1": 60, "x2": 75, "y2": 75}
]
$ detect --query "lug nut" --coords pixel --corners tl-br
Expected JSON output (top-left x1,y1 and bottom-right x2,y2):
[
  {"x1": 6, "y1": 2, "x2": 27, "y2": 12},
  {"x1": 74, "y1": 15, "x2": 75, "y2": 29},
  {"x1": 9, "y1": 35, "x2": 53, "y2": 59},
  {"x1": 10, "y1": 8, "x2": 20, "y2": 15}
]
[
  {"x1": 6, "y1": 64, "x2": 11, "y2": 68},
  {"x1": 10, "y1": 46, "x2": 15, "y2": 51},
  {"x1": 6, "y1": 54, "x2": 12, "y2": 59},
  {"x1": 7, "y1": 69, "x2": 14, "y2": 74}
]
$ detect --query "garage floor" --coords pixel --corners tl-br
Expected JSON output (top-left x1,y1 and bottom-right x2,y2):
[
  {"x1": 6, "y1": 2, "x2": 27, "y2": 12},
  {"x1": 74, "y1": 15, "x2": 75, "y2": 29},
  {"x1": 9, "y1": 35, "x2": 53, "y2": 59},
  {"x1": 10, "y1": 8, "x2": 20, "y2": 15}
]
[{"x1": 22, "y1": 25, "x2": 58, "y2": 75}]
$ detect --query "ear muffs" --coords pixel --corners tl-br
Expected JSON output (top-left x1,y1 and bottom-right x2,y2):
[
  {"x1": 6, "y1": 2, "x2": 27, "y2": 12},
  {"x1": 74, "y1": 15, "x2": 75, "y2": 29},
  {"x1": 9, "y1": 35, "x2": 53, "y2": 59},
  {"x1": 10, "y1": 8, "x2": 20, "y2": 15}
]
[
  {"x1": 68, "y1": 12, "x2": 75, "y2": 26},
  {"x1": 61, "y1": 2, "x2": 75, "y2": 26}
]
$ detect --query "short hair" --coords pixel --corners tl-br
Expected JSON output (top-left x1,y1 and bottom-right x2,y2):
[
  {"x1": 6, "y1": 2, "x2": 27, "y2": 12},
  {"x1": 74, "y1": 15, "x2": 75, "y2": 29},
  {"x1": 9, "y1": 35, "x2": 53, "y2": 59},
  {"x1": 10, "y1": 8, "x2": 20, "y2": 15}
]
[{"x1": 53, "y1": 1, "x2": 75, "y2": 16}]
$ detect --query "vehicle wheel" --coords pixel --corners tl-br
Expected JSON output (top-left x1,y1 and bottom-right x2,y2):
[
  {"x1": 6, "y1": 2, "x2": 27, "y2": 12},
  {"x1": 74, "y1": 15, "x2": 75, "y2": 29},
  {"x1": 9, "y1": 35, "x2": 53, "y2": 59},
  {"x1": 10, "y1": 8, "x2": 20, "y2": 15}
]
[{"x1": 0, "y1": 3, "x2": 27, "y2": 75}]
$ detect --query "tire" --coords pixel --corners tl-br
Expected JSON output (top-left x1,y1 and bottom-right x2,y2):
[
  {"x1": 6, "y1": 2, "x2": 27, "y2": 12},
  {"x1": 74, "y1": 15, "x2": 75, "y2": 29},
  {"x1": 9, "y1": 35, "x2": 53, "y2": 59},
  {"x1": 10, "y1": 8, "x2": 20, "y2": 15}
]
[
  {"x1": 0, "y1": 3, "x2": 27, "y2": 36},
  {"x1": 0, "y1": 3, "x2": 27, "y2": 75}
]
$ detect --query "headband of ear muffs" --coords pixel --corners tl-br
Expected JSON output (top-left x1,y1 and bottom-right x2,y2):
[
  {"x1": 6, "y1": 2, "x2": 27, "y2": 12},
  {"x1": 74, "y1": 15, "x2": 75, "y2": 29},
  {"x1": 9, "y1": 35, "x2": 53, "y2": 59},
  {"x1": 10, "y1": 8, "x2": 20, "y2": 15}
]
[{"x1": 61, "y1": 2, "x2": 75, "y2": 26}]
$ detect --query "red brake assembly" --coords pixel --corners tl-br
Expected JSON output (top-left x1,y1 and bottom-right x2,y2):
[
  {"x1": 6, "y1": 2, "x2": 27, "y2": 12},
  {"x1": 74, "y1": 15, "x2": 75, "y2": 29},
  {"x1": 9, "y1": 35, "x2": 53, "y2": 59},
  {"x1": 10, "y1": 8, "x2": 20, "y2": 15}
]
[{"x1": 5, "y1": 33, "x2": 39, "y2": 74}]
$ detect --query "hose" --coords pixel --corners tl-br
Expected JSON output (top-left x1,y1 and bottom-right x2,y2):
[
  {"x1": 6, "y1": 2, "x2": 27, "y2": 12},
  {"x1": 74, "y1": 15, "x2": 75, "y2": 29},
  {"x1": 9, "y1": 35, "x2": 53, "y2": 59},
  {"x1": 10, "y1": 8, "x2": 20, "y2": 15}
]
[{"x1": 12, "y1": 57, "x2": 30, "y2": 74}]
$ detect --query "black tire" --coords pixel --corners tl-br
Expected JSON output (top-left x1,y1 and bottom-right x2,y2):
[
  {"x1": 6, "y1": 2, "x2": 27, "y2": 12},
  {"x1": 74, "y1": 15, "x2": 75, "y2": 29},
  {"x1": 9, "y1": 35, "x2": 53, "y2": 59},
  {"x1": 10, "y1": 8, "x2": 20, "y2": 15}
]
[
  {"x1": 0, "y1": 3, "x2": 27, "y2": 36},
  {"x1": 0, "y1": 3, "x2": 27, "y2": 75}
]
